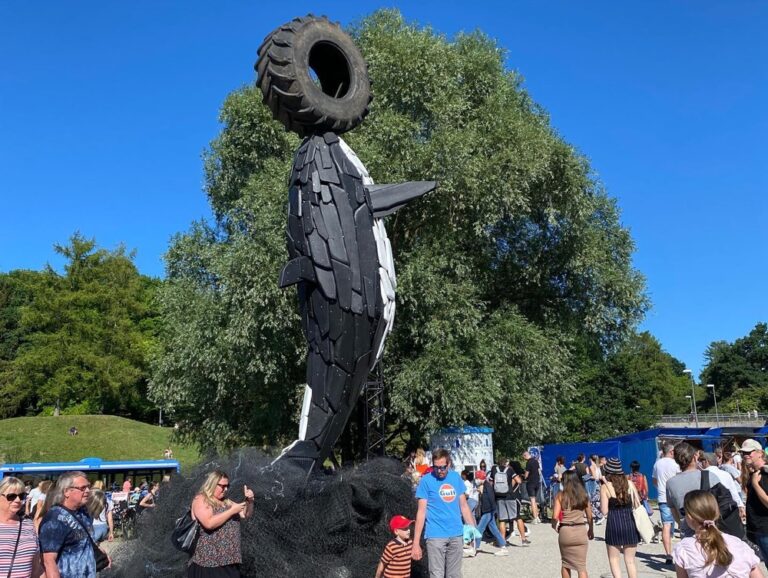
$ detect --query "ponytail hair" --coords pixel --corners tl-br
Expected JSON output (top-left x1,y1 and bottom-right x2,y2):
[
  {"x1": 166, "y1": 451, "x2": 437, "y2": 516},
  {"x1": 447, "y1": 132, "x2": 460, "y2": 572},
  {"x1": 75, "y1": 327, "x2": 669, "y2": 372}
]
[{"x1": 683, "y1": 490, "x2": 732, "y2": 567}]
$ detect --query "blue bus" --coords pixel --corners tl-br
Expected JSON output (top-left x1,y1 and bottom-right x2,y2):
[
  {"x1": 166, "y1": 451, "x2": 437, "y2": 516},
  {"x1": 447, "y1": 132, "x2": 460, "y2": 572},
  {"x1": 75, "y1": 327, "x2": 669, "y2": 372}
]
[{"x1": 0, "y1": 457, "x2": 180, "y2": 487}]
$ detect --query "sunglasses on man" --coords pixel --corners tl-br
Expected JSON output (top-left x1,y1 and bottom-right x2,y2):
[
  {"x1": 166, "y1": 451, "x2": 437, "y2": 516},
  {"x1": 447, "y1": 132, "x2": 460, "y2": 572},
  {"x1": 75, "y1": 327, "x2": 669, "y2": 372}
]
[{"x1": 1, "y1": 492, "x2": 27, "y2": 502}]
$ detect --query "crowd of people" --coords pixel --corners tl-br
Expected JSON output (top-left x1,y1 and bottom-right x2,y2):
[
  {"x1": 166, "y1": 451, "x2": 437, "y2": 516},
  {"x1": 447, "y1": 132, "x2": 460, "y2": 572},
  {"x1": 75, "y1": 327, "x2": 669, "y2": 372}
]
[
  {"x1": 0, "y1": 468, "x2": 254, "y2": 578},
  {"x1": 4, "y1": 440, "x2": 768, "y2": 578},
  {"x1": 384, "y1": 443, "x2": 768, "y2": 578}
]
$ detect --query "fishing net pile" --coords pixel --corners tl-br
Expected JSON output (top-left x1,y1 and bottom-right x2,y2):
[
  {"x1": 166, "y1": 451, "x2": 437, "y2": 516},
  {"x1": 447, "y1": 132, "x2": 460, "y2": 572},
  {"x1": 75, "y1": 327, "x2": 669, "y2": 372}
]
[{"x1": 106, "y1": 449, "x2": 427, "y2": 578}]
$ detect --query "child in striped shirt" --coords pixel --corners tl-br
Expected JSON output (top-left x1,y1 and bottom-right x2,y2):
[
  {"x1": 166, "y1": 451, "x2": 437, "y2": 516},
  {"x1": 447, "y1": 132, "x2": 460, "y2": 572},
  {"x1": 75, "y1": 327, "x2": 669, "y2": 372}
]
[{"x1": 376, "y1": 515, "x2": 413, "y2": 578}]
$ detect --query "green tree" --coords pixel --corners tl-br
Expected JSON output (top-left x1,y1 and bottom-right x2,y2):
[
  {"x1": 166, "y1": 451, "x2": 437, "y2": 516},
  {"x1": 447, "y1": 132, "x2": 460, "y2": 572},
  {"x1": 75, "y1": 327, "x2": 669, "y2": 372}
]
[
  {"x1": 0, "y1": 234, "x2": 160, "y2": 418},
  {"x1": 150, "y1": 10, "x2": 648, "y2": 457},
  {"x1": 559, "y1": 332, "x2": 690, "y2": 441},
  {"x1": 700, "y1": 323, "x2": 768, "y2": 413}
]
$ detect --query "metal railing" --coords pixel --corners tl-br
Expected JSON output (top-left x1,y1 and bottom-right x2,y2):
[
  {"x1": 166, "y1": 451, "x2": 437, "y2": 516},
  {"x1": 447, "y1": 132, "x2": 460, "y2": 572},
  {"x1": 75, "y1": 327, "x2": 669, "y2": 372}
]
[{"x1": 654, "y1": 413, "x2": 766, "y2": 426}]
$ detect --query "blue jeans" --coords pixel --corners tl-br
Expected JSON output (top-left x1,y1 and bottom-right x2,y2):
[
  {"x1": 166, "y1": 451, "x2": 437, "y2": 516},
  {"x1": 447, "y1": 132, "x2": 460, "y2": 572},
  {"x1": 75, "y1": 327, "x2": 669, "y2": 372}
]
[
  {"x1": 551, "y1": 482, "x2": 561, "y2": 502},
  {"x1": 752, "y1": 533, "x2": 768, "y2": 563},
  {"x1": 467, "y1": 498, "x2": 478, "y2": 517},
  {"x1": 92, "y1": 523, "x2": 109, "y2": 542},
  {"x1": 475, "y1": 512, "x2": 506, "y2": 548}
]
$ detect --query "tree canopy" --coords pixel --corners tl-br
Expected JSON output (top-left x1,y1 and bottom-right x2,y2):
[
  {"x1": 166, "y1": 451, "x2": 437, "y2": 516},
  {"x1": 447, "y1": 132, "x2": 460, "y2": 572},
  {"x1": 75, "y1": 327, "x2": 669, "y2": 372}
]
[
  {"x1": 149, "y1": 10, "x2": 649, "y2": 458},
  {"x1": 0, "y1": 233, "x2": 160, "y2": 419},
  {"x1": 700, "y1": 322, "x2": 768, "y2": 413},
  {"x1": 560, "y1": 331, "x2": 691, "y2": 441}
]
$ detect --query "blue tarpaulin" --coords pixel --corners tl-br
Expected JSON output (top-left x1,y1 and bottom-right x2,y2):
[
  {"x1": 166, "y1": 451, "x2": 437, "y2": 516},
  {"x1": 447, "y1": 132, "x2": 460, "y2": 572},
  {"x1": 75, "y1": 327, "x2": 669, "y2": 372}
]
[{"x1": 542, "y1": 427, "x2": 741, "y2": 500}]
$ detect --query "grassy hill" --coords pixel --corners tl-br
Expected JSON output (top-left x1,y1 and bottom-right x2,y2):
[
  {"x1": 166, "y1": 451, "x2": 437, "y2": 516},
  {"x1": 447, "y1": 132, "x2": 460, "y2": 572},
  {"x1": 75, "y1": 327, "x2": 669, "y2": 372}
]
[{"x1": 0, "y1": 415, "x2": 200, "y2": 470}]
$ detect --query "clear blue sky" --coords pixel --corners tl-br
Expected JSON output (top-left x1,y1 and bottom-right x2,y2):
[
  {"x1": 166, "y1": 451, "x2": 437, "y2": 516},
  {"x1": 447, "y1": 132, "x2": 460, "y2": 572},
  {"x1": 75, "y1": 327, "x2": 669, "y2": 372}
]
[{"x1": 2, "y1": 1, "x2": 766, "y2": 379}]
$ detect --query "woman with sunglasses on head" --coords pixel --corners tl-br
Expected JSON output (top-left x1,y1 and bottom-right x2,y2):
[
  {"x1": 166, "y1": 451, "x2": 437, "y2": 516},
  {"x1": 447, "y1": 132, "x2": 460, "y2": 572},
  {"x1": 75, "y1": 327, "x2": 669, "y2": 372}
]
[
  {"x1": 0, "y1": 476, "x2": 44, "y2": 578},
  {"x1": 189, "y1": 470, "x2": 254, "y2": 578}
]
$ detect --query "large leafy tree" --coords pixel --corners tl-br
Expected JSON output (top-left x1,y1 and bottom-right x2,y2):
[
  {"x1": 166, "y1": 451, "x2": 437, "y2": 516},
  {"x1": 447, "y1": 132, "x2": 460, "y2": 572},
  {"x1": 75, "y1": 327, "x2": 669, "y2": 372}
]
[
  {"x1": 559, "y1": 331, "x2": 690, "y2": 441},
  {"x1": 700, "y1": 323, "x2": 768, "y2": 412},
  {"x1": 0, "y1": 234, "x2": 160, "y2": 418},
  {"x1": 150, "y1": 10, "x2": 648, "y2": 457}
]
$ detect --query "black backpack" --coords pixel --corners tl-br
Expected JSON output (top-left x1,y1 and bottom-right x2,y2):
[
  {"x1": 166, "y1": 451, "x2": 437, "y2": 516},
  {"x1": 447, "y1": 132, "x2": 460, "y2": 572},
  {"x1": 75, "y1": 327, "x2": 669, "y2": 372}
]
[{"x1": 700, "y1": 469, "x2": 744, "y2": 539}]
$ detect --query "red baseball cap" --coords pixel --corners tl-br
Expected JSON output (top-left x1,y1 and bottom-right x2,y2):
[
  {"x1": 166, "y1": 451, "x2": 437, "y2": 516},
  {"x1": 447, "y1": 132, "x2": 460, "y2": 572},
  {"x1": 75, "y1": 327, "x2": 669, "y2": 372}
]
[{"x1": 389, "y1": 515, "x2": 413, "y2": 532}]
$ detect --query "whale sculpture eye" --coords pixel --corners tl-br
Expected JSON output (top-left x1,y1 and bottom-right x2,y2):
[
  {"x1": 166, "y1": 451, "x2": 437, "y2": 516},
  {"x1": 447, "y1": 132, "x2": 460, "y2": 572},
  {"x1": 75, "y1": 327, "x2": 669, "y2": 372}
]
[{"x1": 256, "y1": 15, "x2": 373, "y2": 137}]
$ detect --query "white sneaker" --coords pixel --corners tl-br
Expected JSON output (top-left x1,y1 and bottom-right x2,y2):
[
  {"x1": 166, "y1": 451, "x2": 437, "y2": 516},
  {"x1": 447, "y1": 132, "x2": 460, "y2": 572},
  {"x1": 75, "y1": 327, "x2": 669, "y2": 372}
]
[
  {"x1": 462, "y1": 546, "x2": 476, "y2": 558},
  {"x1": 511, "y1": 528, "x2": 520, "y2": 536},
  {"x1": 532, "y1": 517, "x2": 541, "y2": 524},
  {"x1": 595, "y1": 518, "x2": 603, "y2": 526},
  {"x1": 495, "y1": 547, "x2": 509, "y2": 557}
]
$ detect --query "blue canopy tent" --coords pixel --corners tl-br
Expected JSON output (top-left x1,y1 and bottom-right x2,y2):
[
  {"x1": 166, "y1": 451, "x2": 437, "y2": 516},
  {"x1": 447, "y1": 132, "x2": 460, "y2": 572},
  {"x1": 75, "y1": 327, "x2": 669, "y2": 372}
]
[
  {"x1": 542, "y1": 428, "x2": 723, "y2": 500},
  {"x1": 540, "y1": 441, "x2": 621, "y2": 487}
]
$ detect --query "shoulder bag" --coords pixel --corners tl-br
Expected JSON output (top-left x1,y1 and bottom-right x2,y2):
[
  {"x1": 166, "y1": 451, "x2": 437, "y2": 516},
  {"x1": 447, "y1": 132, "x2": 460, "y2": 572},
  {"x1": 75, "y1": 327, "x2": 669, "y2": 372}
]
[
  {"x1": 170, "y1": 508, "x2": 200, "y2": 554},
  {"x1": 6, "y1": 516, "x2": 23, "y2": 578},
  {"x1": 61, "y1": 507, "x2": 110, "y2": 572},
  {"x1": 628, "y1": 482, "x2": 654, "y2": 543}
]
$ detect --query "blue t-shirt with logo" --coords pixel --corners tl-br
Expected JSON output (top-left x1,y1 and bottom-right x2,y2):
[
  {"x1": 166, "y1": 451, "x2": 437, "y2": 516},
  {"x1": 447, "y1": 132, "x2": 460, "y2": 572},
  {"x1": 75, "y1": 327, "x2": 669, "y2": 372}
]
[
  {"x1": 416, "y1": 470, "x2": 465, "y2": 539},
  {"x1": 39, "y1": 505, "x2": 96, "y2": 578}
]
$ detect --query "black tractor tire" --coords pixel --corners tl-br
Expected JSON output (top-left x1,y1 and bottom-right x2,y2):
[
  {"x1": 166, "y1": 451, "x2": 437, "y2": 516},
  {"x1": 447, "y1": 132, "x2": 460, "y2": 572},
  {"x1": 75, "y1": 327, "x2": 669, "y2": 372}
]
[{"x1": 256, "y1": 15, "x2": 372, "y2": 136}]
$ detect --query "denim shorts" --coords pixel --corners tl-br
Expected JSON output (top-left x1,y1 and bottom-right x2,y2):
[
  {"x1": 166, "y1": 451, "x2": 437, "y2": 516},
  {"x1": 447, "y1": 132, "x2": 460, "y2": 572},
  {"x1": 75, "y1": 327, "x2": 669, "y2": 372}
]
[{"x1": 658, "y1": 502, "x2": 675, "y2": 525}]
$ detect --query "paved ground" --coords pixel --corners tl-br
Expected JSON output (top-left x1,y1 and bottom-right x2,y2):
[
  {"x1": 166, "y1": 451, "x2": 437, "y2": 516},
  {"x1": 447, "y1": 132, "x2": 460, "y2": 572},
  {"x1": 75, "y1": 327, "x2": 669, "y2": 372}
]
[
  {"x1": 462, "y1": 519, "x2": 676, "y2": 578},
  {"x1": 462, "y1": 518, "x2": 768, "y2": 578}
]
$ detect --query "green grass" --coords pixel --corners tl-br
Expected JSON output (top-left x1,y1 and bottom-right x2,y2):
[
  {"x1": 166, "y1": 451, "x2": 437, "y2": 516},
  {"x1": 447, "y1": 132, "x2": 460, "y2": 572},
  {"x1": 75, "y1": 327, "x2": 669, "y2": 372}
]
[{"x1": 0, "y1": 415, "x2": 200, "y2": 471}]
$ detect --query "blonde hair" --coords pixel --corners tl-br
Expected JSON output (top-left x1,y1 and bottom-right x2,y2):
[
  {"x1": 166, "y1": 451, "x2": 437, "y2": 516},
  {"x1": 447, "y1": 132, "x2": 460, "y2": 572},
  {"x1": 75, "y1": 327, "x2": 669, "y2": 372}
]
[
  {"x1": 92, "y1": 480, "x2": 104, "y2": 490},
  {"x1": 198, "y1": 469, "x2": 229, "y2": 508},
  {"x1": 0, "y1": 476, "x2": 24, "y2": 495},
  {"x1": 683, "y1": 490, "x2": 732, "y2": 567},
  {"x1": 414, "y1": 449, "x2": 427, "y2": 466},
  {"x1": 87, "y1": 489, "x2": 106, "y2": 519}
]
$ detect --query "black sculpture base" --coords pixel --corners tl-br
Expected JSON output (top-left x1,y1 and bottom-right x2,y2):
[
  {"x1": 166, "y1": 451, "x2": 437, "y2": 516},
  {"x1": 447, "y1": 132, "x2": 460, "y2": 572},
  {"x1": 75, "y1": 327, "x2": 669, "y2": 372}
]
[{"x1": 105, "y1": 449, "x2": 425, "y2": 578}]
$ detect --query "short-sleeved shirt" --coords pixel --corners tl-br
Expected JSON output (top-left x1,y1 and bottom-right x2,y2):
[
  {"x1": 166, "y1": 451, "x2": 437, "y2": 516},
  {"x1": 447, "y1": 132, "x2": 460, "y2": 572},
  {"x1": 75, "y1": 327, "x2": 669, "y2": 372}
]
[
  {"x1": 673, "y1": 533, "x2": 759, "y2": 577},
  {"x1": 489, "y1": 466, "x2": 514, "y2": 498},
  {"x1": 415, "y1": 470, "x2": 464, "y2": 539},
  {"x1": 652, "y1": 457, "x2": 680, "y2": 503},
  {"x1": 666, "y1": 470, "x2": 730, "y2": 536},
  {"x1": 464, "y1": 480, "x2": 478, "y2": 502},
  {"x1": 27, "y1": 487, "x2": 42, "y2": 511},
  {"x1": 525, "y1": 458, "x2": 540, "y2": 485},
  {"x1": 719, "y1": 464, "x2": 739, "y2": 480},
  {"x1": 39, "y1": 505, "x2": 96, "y2": 578},
  {"x1": 746, "y1": 471, "x2": 768, "y2": 535},
  {"x1": 0, "y1": 518, "x2": 39, "y2": 578},
  {"x1": 378, "y1": 538, "x2": 412, "y2": 578}
]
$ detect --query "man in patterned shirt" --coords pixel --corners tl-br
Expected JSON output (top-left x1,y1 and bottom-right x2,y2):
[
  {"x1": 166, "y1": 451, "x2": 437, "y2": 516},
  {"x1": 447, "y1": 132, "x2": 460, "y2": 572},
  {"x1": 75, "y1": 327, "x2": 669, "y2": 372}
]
[
  {"x1": 376, "y1": 515, "x2": 413, "y2": 578},
  {"x1": 39, "y1": 471, "x2": 110, "y2": 578}
]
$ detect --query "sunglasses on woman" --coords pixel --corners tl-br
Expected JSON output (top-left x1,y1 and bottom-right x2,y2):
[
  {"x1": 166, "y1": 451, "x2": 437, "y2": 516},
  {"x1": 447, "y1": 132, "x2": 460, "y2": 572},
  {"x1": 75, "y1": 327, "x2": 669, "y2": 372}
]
[{"x1": 1, "y1": 492, "x2": 27, "y2": 502}]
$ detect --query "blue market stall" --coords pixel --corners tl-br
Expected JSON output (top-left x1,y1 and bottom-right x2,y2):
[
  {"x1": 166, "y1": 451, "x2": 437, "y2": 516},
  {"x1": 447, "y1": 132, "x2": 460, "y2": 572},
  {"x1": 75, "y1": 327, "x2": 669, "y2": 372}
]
[{"x1": 542, "y1": 427, "x2": 735, "y2": 500}]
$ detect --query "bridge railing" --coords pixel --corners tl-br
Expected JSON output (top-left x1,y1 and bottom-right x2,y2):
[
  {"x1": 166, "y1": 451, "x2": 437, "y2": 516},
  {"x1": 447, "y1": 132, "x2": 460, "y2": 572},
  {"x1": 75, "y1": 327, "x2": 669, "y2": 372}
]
[{"x1": 654, "y1": 413, "x2": 766, "y2": 426}]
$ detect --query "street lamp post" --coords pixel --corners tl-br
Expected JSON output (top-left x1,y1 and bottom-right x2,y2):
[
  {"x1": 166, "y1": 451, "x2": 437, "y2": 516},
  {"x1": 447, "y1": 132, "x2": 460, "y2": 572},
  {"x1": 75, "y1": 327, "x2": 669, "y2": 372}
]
[
  {"x1": 707, "y1": 384, "x2": 720, "y2": 427},
  {"x1": 683, "y1": 369, "x2": 699, "y2": 427},
  {"x1": 685, "y1": 394, "x2": 694, "y2": 420}
]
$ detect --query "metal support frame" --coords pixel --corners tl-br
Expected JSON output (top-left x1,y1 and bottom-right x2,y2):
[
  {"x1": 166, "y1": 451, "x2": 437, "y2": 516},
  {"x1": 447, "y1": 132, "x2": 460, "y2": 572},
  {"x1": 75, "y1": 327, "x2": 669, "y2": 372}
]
[{"x1": 364, "y1": 364, "x2": 386, "y2": 459}]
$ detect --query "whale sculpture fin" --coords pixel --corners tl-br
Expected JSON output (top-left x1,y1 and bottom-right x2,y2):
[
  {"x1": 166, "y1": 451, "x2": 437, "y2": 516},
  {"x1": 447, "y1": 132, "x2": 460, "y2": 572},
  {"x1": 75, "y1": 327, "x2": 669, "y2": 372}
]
[
  {"x1": 279, "y1": 256, "x2": 317, "y2": 288},
  {"x1": 366, "y1": 181, "x2": 437, "y2": 218}
]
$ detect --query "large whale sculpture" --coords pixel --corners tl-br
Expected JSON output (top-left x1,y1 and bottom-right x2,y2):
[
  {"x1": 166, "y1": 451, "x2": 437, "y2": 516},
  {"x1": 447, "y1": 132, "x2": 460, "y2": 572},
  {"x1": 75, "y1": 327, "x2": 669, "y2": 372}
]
[{"x1": 256, "y1": 15, "x2": 435, "y2": 474}]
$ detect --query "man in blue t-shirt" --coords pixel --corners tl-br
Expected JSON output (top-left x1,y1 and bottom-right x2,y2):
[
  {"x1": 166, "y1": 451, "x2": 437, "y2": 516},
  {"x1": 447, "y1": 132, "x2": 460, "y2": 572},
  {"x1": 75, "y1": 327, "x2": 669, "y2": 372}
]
[{"x1": 413, "y1": 449, "x2": 477, "y2": 578}]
